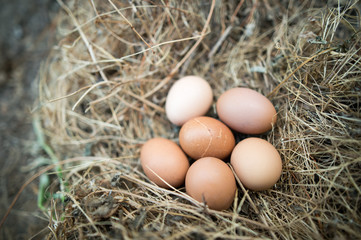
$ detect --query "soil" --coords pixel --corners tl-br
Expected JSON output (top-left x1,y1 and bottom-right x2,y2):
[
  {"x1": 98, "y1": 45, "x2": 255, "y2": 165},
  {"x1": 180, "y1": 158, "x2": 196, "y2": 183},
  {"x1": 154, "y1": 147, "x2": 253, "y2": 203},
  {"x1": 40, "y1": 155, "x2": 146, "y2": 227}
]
[{"x1": 0, "y1": 0, "x2": 58, "y2": 239}]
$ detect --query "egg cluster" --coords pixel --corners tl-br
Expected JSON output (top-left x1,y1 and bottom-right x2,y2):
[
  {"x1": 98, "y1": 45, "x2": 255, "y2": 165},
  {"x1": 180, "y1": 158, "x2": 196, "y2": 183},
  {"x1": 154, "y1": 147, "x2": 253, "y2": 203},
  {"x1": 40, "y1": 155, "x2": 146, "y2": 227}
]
[{"x1": 140, "y1": 76, "x2": 282, "y2": 210}]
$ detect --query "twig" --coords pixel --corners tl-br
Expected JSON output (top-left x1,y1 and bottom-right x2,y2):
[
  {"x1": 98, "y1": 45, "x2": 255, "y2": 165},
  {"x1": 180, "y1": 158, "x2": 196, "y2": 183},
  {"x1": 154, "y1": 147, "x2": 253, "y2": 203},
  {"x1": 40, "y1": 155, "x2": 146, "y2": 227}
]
[
  {"x1": 208, "y1": 25, "x2": 233, "y2": 59},
  {"x1": 107, "y1": 0, "x2": 155, "y2": 54},
  {"x1": 71, "y1": 81, "x2": 114, "y2": 111},
  {"x1": 267, "y1": 47, "x2": 337, "y2": 97},
  {"x1": 57, "y1": 0, "x2": 109, "y2": 82},
  {"x1": 229, "y1": 164, "x2": 259, "y2": 214},
  {"x1": 142, "y1": 0, "x2": 217, "y2": 99}
]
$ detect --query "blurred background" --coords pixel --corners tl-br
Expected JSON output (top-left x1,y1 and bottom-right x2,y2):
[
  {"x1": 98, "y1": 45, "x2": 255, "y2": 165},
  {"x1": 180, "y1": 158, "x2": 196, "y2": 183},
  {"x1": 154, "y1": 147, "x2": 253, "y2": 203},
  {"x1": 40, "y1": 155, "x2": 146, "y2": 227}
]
[{"x1": 0, "y1": 0, "x2": 58, "y2": 238}]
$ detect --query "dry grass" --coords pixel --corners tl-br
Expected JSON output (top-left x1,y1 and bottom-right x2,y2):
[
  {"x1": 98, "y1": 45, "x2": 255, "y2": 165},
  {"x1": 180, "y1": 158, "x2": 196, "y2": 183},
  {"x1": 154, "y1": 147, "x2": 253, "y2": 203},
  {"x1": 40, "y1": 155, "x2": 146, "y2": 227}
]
[{"x1": 34, "y1": 0, "x2": 361, "y2": 239}]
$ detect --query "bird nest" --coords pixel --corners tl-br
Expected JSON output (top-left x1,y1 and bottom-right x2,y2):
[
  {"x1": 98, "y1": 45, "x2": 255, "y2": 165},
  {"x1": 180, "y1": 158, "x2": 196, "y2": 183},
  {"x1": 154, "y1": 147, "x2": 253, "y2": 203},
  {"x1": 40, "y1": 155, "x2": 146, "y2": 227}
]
[{"x1": 34, "y1": 0, "x2": 361, "y2": 239}]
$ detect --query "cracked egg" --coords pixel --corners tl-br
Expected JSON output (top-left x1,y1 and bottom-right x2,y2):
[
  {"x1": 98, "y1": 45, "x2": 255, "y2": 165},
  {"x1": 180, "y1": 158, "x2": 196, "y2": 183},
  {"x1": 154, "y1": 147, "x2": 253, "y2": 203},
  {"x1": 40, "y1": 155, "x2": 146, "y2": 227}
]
[{"x1": 179, "y1": 116, "x2": 235, "y2": 160}]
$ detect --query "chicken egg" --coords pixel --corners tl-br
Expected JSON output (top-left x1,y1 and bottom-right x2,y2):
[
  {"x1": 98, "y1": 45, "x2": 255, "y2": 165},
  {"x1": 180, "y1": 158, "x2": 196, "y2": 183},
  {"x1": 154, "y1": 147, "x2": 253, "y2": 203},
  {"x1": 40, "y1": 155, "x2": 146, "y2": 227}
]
[
  {"x1": 185, "y1": 157, "x2": 236, "y2": 210},
  {"x1": 165, "y1": 76, "x2": 213, "y2": 126},
  {"x1": 230, "y1": 137, "x2": 282, "y2": 191},
  {"x1": 140, "y1": 138, "x2": 189, "y2": 189},
  {"x1": 216, "y1": 87, "x2": 277, "y2": 134},
  {"x1": 179, "y1": 116, "x2": 235, "y2": 160}
]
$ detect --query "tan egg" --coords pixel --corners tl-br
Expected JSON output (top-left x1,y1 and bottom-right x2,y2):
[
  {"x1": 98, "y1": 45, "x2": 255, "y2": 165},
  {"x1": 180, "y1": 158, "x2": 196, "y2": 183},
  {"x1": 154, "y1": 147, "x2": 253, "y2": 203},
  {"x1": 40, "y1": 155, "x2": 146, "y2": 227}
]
[
  {"x1": 216, "y1": 87, "x2": 277, "y2": 134},
  {"x1": 179, "y1": 116, "x2": 235, "y2": 160},
  {"x1": 165, "y1": 76, "x2": 213, "y2": 126},
  {"x1": 140, "y1": 138, "x2": 189, "y2": 189},
  {"x1": 231, "y1": 137, "x2": 282, "y2": 191},
  {"x1": 185, "y1": 157, "x2": 236, "y2": 210}
]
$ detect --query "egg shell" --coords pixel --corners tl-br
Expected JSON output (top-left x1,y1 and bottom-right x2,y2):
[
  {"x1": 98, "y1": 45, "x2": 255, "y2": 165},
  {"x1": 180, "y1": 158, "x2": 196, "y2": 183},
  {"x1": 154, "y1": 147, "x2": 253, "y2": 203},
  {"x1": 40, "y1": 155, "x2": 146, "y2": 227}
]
[
  {"x1": 165, "y1": 76, "x2": 213, "y2": 126},
  {"x1": 140, "y1": 138, "x2": 189, "y2": 189},
  {"x1": 179, "y1": 116, "x2": 235, "y2": 160},
  {"x1": 185, "y1": 157, "x2": 236, "y2": 210},
  {"x1": 216, "y1": 87, "x2": 277, "y2": 134},
  {"x1": 230, "y1": 137, "x2": 282, "y2": 191}
]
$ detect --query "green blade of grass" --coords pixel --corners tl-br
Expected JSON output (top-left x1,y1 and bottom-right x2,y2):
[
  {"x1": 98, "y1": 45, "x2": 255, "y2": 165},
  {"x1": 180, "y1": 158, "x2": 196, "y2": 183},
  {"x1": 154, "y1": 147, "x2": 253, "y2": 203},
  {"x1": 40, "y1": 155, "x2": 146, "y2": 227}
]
[{"x1": 33, "y1": 114, "x2": 68, "y2": 209}]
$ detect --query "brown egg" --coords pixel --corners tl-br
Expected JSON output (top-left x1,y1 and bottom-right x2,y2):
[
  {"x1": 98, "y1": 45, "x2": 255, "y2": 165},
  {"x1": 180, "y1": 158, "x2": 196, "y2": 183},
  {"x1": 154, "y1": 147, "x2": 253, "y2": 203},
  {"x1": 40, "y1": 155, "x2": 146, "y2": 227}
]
[
  {"x1": 231, "y1": 137, "x2": 282, "y2": 191},
  {"x1": 179, "y1": 116, "x2": 235, "y2": 160},
  {"x1": 185, "y1": 157, "x2": 236, "y2": 210},
  {"x1": 140, "y1": 138, "x2": 189, "y2": 189},
  {"x1": 216, "y1": 87, "x2": 277, "y2": 134},
  {"x1": 165, "y1": 76, "x2": 213, "y2": 126}
]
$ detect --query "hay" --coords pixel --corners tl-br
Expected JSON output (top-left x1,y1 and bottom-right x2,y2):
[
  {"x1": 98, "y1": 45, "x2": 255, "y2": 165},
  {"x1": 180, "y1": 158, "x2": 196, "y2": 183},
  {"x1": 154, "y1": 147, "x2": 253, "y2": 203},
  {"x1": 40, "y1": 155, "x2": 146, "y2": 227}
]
[{"x1": 36, "y1": 0, "x2": 361, "y2": 239}]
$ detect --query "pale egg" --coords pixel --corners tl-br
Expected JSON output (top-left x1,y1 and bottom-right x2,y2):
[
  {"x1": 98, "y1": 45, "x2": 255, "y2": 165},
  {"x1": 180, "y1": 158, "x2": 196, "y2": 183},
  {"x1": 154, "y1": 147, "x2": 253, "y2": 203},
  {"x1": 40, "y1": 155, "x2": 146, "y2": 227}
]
[
  {"x1": 230, "y1": 137, "x2": 282, "y2": 191},
  {"x1": 165, "y1": 76, "x2": 213, "y2": 126}
]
